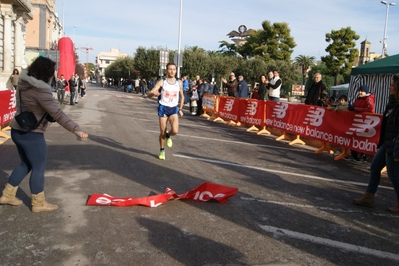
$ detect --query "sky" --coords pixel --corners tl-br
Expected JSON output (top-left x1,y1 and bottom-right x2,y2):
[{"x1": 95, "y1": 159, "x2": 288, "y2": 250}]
[{"x1": 57, "y1": 0, "x2": 399, "y2": 64}]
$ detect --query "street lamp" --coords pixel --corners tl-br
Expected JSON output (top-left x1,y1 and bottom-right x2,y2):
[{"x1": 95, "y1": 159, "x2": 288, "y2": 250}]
[
  {"x1": 381, "y1": 1, "x2": 396, "y2": 58},
  {"x1": 176, "y1": 0, "x2": 183, "y2": 78},
  {"x1": 72, "y1": 25, "x2": 77, "y2": 42}
]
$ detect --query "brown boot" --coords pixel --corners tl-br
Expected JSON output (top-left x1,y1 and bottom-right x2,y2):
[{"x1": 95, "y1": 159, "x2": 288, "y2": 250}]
[
  {"x1": 353, "y1": 192, "x2": 374, "y2": 208},
  {"x1": 31, "y1": 192, "x2": 59, "y2": 212},
  {"x1": 387, "y1": 202, "x2": 399, "y2": 213},
  {"x1": 0, "y1": 183, "x2": 23, "y2": 206}
]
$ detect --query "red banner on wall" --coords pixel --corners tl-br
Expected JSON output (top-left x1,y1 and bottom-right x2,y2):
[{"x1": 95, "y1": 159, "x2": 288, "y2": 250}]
[
  {"x1": 0, "y1": 90, "x2": 16, "y2": 127},
  {"x1": 265, "y1": 101, "x2": 382, "y2": 154},
  {"x1": 86, "y1": 182, "x2": 238, "y2": 208}
]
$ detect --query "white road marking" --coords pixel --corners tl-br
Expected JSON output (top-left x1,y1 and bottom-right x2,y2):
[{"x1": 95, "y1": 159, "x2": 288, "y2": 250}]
[
  {"x1": 240, "y1": 197, "x2": 398, "y2": 217},
  {"x1": 173, "y1": 154, "x2": 393, "y2": 190},
  {"x1": 147, "y1": 130, "x2": 298, "y2": 151},
  {"x1": 259, "y1": 224, "x2": 399, "y2": 261}
]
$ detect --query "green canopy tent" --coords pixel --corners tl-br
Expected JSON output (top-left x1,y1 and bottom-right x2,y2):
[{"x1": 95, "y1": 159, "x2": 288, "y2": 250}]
[{"x1": 348, "y1": 54, "x2": 399, "y2": 114}]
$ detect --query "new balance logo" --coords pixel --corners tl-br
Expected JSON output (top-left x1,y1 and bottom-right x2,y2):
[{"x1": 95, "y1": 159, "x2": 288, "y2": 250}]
[
  {"x1": 10, "y1": 90, "x2": 16, "y2": 109},
  {"x1": 346, "y1": 114, "x2": 380, "y2": 138},
  {"x1": 303, "y1": 107, "x2": 325, "y2": 127},
  {"x1": 272, "y1": 102, "x2": 289, "y2": 119},
  {"x1": 245, "y1": 101, "x2": 257, "y2": 116},
  {"x1": 223, "y1": 98, "x2": 235, "y2": 112}
]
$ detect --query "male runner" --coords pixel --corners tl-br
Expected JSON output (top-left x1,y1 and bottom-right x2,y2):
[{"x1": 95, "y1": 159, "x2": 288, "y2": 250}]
[{"x1": 147, "y1": 62, "x2": 184, "y2": 160}]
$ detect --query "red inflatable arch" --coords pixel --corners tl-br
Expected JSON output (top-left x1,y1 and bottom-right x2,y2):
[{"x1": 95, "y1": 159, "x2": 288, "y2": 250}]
[{"x1": 57, "y1": 37, "x2": 75, "y2": 91}]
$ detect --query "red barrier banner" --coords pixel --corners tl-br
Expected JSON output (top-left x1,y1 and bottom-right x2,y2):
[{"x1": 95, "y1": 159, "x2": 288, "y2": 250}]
[
  {"x1": 238, "y1": 98, "x2": 265, "y2": 127},
  {"x1": 0, "y1": 90, "x2": 17, "y2": 127},
  {"x1": 86, "y1": 182, "x2": 238, "y2": 208},
  {"x1": 218, "y1": 96, "x2": 240, "y2": 122},
  {"x1": 265, "y1": 101, "x2": 382, "y2": 154}
]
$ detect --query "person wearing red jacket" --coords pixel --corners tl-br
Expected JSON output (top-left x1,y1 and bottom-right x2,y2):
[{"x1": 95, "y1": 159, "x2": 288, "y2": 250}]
[
  {"x1": 348, "y1": 85, "x2": 375, "y2": 162},
  {"x1": 348, "y1": 85, "x2": 375, "y2": 113}
]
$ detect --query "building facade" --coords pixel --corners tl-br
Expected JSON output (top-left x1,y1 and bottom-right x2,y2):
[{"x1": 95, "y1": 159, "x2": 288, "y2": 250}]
[
  {"x1": 357, "y1": 39, "x2": 382, "y2": 66},
  {"x1": 96, "y1": 48, "x2": 128, "y2": 78},
  {"x1": 0, "y1": 0, "x2": 33, "y2": 90},
  {"x1": 25, "y1": 0, "x2": 62, "y2": 64}
]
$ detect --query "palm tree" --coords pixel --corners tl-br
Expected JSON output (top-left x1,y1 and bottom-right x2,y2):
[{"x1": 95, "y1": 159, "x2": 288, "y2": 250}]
[{"x1": 294, "y1": 55, "x2": 315, "y2": 85}]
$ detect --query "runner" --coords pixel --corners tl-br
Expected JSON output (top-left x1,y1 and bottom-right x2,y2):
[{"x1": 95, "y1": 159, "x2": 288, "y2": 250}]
[{"x1": 147, "y1": 62, "x2": 184, "y2": 160}]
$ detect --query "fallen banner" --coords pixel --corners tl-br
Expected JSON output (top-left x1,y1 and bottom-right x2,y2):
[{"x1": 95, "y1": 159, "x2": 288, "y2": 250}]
[{"x1": 86, "y1": 182, "x2": 238, "y2": 208}]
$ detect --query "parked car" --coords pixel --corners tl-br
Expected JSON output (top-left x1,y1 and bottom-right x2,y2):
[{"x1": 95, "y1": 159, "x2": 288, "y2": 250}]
[{"x1": 91, "y1": 79, "x2": 97, "y2": 84}]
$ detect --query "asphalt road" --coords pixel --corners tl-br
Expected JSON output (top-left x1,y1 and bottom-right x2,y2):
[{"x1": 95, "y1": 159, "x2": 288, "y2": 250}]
[{"x1": 0, "y1": 83, "x2": 398, "y2": 266}]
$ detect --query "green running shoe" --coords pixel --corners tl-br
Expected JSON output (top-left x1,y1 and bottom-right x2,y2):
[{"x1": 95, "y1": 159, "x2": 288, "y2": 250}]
[
  {"x1": 159, "y1": 150, "x2": 165, "y2": 160},
  {"x1": 166, "y1": 137, "x2": 173, "y2": 148}
]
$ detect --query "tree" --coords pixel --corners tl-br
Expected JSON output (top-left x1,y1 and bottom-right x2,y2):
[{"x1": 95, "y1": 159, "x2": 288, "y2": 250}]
[
  {"x1": 234, "y1": 58, "x2": 266, "y2": 85},
  {"x1": 218, "y1": 40, "x2": 238, "y2": 57},
  {"x1": 134, "y1": 47, "x2": 162, "y2": 79},
  {"x1": 321, "y1": 27, "x2": 359, "y2": 85},
  {"x1": 181, "y1": 46, "x2": 211, "y2": 79},
  {"x1": 237, "y1": 21, "x2": 296, "y2": 62},
  {"x1": 294, "y1": 55, "x2": 315, "y2": 85}
]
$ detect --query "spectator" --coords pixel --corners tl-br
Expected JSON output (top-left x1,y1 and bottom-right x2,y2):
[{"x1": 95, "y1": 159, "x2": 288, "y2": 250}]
[
  {"x1": 348, "y1": 85, "x2": 375, "y2": 163},
  {"x1": 221, "y1": 72, "x2": 238, "y2": 97},
  {"x1": 212, "y1": 82, "x2": 219, "y2": 96},
  {"x1": 305, "y1": 73, "x2": 328, "y2": 106},
  {"x1": 334, "y1": 95, "x2": 348, "y2": 111},
  {"x1": 182, "y1": 75, "x2": 189, "y2": 105},
  {"x1": 268, "y1": 69, "x2": 282, "y2": 102},
  {"x1": 80, "y1": 75, "x2": 87, "y2": 97},
  {"x1": 57, "y1": 74, "x2": 68, "y2": 104},
  {"x1": 9, "y1": 68, "x2": 20, "y2": 90},
  {"x1": 257, "y1": 74, "x2": 269, "y2": 101},
  {"x1": 330, "y1": 90, "x2": 339, "y2": 103},
  {"x1": 68, "y1": 75, "x2": 76, "y2": 106},
  {"x1": 237, "y1": 75, "x2": 248, "y2": 98},
  {"x1": 353, "y1": 75, "x2": 399, "y2": 213},
  {"x1": 196, "y1": 79, "x2": 212, "y2": 116}
]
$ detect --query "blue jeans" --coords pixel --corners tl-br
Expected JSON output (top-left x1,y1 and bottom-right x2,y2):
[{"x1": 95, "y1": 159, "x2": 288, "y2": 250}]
[
  {"x1": 70, "y1": 90, "x2": 75, "y2": 105},
  {"x1": 269, "y1": 97, "x2": 279, "y2": 102},
  {"x1": 367, "y1": 145, "x2": 386, "y2": 194},
  {"x1": 8, "y1": 129, "x2": 47, "y2": 194},
  {"x1": 385, "y1": 153, "x2": 399, "y2": 201},
  {"x1": 183, "y1": 90, "x2": 188, "y2": 104}
]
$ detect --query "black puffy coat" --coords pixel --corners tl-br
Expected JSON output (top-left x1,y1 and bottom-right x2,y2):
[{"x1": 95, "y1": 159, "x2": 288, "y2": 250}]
[{"x1": 383, "y1": 104, "x2": 399, "y2": 157}]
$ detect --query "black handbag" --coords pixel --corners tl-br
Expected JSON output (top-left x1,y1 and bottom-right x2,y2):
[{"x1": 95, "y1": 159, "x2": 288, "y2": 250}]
[{"x1": 14, "y1": 90, "x2": 47, "y2": 131}]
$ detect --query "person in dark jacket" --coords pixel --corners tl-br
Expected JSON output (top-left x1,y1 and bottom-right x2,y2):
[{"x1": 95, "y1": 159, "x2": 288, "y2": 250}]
[
  {"x1": 237, "y1": 75, "x2": 248, "y2": 98},
  {"x1": 196, "y1": 79, "x2": 212, "y2": 116},
  {"x1": 68, "y1": 75, "x2": 76, "y2": 105},
  {"x1": 353, "y1": 75, "x2": 399, "y2": 213},
  {"x1": 305, "y1": 73, "x2": 328, "y2": 106},
  {"x1": 257, "y1": 74, "x2": 268, "y2": 101},
  {"x1": 222, "y1": 72, "x2": 238, "y2": 97}
]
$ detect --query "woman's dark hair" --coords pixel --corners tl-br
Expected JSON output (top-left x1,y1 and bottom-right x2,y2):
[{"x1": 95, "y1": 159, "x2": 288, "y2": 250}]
[
  {"x1": 27, "y1": 56, "x2": 56, "y2": 82},
  {"x1": 13, "y1": 68, "x2": 19, "y2": 75}
]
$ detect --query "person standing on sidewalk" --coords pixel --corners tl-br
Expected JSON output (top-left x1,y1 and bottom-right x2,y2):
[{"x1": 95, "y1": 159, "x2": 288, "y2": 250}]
[
  {"x1": 73, "y1": 73, "x2": 82, "y2": 104},
  {"x1": 0, "y1": 57, "x2": 89, "y2": 212},
  {"x1": 69, "y1": 75, "x2": 76, "y2": 105},
  {"x1": 57, "y1": 74, "x2": 68, "y2": 104},
  {"x1": 147, "y1": 62, "x2": 184, "y2": 160}
]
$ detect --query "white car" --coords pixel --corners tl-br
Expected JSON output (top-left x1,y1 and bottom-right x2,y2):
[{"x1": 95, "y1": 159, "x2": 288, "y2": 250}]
[{"x1": 91, "y1": 79, "x2": 97, "y2": 84}]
